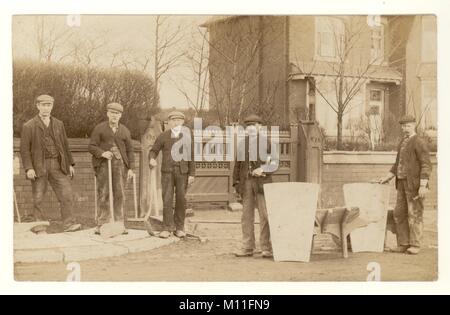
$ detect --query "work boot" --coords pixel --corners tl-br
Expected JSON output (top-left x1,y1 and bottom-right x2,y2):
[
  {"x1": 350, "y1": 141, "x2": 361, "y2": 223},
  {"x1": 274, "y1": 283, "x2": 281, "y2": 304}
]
[
  {"x1": 145, "y1": 221, "x2": 156, "y2": 236},
  {"x1": 31, "y1": 224, "x2": 48, "y2": 234},
  {"x1": 174, "y1": 230, "x2": 186, "y2": 238},
  {"x1": 122, "y1": 229, "x2": 129, "y2": 235},
  {"x1": 64, "y1": 223, "x2": 82, "y2": 233},
  {"x1": 159, "y1": 231, "x2": 172, "y2": 239},
  {"x1": 390, "y1": 245, "x2": 409, "y2": 253},
  {"x1": 186, "y1": 208, "x2": 195, "y2": 217},
  {"x1": 22, "y1": 214, "x2": 36, "y2": 223},
  {"x1": 261, "y1": 251, "x2": 273, "y2": 258},
  {"x1": 407, "y1": 246, "x2": 420, "y2": 255},
  {"x1": 94, "y1": 226, "x2": 101, "y2": 235},
  {"x1": 234, "y1": 249, "x2": 254, "y2": 257}
]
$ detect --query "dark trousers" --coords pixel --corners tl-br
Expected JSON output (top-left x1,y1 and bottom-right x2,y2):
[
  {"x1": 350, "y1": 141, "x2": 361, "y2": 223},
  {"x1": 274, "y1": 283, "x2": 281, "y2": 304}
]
[
  {"x1": 161, "y1": 166, "x2": 188, "y2": 231},
  {"x1": 95, "y1": 158, "x2": 125, "y2": 226},
  {"x1": 31, "y1": 158, "x2": 75, "y2": 225},
  {"x1": 394, "y1": 179, "x2": 424, "y2": 247},
  {"x1": 241, "y1": 178, "x2": 272, "y2": 252}
]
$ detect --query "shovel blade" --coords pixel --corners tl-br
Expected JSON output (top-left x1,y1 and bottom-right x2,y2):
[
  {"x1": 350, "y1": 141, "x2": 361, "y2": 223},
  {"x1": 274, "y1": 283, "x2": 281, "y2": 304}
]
[{"x1": 100, "y1": 222, "x2": 125, "y2": 238}]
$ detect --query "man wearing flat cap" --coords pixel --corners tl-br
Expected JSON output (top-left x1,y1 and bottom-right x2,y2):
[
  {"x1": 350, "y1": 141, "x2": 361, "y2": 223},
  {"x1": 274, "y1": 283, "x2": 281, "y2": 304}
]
[
  {"x1": 20, "y1": 94, "x2": 81, "y2": 232},
  {"x1": 89, "y1": 102, "x2": 135, "y2": 234},
  {"x1": 379, "y1": 114, "x2": 432, "y2": 255},
  {"x1": 233, "y1": 114, "x2": 276, "y2": 258},
  {"x1": 149, "y1": 110, "x2": 195, "y2": 238}
]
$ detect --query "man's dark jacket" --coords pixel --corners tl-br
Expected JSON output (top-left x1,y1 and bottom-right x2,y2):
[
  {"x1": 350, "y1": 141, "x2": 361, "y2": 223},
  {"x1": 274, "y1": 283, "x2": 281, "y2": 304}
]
[
  {"x1": 20, "y1": 116, "x2": 74, "y2": 177},
  {"x1": 89, "y1": 121, "x2": 135, "y2": 170},
  {"x1": 233, "y1": 134, "x2": 276, "y2": 195},
  {"x1": 390, "y1": 134, "x2": 432, "y2": 193},
  {"x1": 148, "y1": 128, "x2": 195, "y2": 176}
]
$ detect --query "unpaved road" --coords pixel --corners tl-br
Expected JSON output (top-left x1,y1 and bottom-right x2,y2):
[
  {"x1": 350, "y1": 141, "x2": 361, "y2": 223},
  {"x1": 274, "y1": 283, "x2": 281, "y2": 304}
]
[{"x1": 15, "y1": 210, "x2": 438, "y2": 281}]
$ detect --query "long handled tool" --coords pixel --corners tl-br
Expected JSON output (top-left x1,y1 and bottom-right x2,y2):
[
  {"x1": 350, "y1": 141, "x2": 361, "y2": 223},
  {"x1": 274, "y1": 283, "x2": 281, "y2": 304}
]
[
  {"x1": 145, "y1": 167, "x2": 159, "y2": 221},
  {"x1": 100, "y1": 159, "x2": 125, "y2": 238},
  {"x1": 94, "y1": 175, "x2": 98, "y2": 225},
  {"x1": 133, "y1": 173, "x2": 138, "y2": 219},
  {"x1": 126, "y1": 166, "x2": 162, "y2": 234},
  {"x1": 14, "y1": 190, "x2": 21, "y2": 223}
]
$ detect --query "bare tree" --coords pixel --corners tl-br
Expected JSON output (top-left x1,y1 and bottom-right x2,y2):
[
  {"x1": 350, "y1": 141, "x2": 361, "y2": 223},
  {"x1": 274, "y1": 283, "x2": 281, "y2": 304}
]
[
  {"x1": 204, "y1": 16, "x2": 285, "y2": 126},
  {"x1": 34, "y1": 16, "x2": 74, "y2": 62},
  {"x1": 151, "y1": 16, "x2": 186, "y2": 108},
  {"x1": 109, "y1": 48, "x2": 133, "y2": 68},
  {"x1": 59, "y1": 29, "x2": 110, "y2": 67},
  {"x1": 293, "y1": 16, "x2": 404, "y2": 150},
  {"x1": 168, "y1": 27, "x2": 209, "y2": 116}
]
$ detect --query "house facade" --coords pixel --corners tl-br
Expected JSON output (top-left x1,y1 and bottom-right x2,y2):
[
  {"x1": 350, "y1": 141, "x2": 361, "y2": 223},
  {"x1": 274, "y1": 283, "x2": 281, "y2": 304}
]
[
  {"x1": 390, "y1": 15, "x2": 437, "y2": 132},
  {"x1": 202, "y1": 15, "x2": 437, "y2": 142}
]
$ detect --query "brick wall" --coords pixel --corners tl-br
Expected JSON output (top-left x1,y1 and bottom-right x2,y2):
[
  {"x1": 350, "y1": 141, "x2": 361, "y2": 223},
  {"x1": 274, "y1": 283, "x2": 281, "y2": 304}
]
[
  {"x1": 13, "y1": 138, "x2": 438, "y2": 220},
  {"x1": 321, "y1": 151, "x2": 438, "y2": 210},
  {"x1": 13, "y1": 138, "x2": 141, "y2": 221}
]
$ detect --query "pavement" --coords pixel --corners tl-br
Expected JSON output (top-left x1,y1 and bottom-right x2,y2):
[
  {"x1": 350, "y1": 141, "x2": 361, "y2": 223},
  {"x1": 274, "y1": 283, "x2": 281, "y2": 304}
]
[
  {"x1": 14, "y1": 223, "x2": 179, "y2": 263},
  {"x1": 13, "y1": 209, "x2": 437, "y2": 265},
  {"x1": 14, "y1": 209, "x2": 438, "y2": 281}
]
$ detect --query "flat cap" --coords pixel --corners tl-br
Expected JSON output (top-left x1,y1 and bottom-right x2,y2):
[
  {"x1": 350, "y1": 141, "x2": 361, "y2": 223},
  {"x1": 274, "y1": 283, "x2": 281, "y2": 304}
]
[
  {"x1": 243, "y1": 114, "x2": 263, "y2": 126},
  {"x1": 399, "y1": 114, "x2": 416, "y2": 124},
  {"x1": 35, "y1": 94, "x2": 54, "y2": 103},
  {"x1": 107, "y1": 102, "x2": 123, "y2": 113},
  {"x1": 168, "y1": 111, "x2": 185, "y2": 120}
]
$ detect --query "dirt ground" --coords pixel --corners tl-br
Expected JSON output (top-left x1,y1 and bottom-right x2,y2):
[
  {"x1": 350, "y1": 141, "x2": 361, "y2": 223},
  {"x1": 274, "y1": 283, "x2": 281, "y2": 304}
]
[{"x1": 14, "y1": 209, "x2": 438, "y2": 282}]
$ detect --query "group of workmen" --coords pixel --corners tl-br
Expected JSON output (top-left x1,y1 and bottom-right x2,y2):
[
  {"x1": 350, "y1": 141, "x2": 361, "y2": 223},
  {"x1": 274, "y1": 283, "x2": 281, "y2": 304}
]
[{"x1": 19, "y1": 94, "x2": 432, "y2": 257}]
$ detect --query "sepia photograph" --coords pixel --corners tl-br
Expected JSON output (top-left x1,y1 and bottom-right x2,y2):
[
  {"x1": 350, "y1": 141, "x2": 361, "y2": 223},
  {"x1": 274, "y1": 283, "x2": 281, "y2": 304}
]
[{"x1": 4, "y1": 0, "x2": 445, "y2": 291}]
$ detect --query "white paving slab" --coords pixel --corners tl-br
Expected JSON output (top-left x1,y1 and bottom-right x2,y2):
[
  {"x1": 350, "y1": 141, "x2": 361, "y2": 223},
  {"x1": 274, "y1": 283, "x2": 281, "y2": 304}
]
[
  {"x1": 344, "y1": 183, "x2": 390, "y2": 253},
  {"x1": 264, "y1": 182, "x2": 319, "y2": 262},
  {"x1": 14, "y1": 222, "x2": 50, "y2": 234},
  {"x1": 117, "y1": 236, "x2": 179, "y2": 253},
  {"x1": 14, "y1": 227, "x2": 178, "y2": 263},
  {"x1": 14, "y1": 232, "x2": 101, "y2": 250}
]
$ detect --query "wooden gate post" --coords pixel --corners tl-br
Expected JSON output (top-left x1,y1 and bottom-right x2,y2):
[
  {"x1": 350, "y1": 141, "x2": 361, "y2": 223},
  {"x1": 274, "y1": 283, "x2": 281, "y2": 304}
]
[
  {"x1": 289, "y1": 123, "x2": 299, "y2": 182},
  {"x1": 139, "y1": 117, "x2": 162, "y2": 217}
]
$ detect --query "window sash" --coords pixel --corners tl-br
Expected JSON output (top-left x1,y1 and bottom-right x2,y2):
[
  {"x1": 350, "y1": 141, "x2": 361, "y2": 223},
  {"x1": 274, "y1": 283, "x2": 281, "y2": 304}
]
[
  {"x1": 315, "y1": 17, "x2": 344, "y2": 60},
  {"x1": 370, "y1": 25, "x2": 384, "y2": 63}
]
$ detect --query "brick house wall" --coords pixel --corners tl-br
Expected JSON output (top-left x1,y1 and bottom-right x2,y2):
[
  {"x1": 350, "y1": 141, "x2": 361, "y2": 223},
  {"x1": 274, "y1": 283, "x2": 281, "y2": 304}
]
[
  {"x1": 259, "y1": 16, "x2": 289, "y2": 125},
  {"x1": 205, "y1": 16, "x2": 289, "y2": 126}
]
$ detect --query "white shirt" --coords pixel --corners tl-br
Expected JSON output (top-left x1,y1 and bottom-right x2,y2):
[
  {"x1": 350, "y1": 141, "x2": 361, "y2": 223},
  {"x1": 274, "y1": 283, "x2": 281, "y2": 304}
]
[
  {"x1": 39, "y1": 115, "x2": 51, "y2": 127},
  {"x1": 171, "y1": 126, "x2": 182, "y2": 138},
  {"x1": 110, "y1": 123, "x2": 119, "y2": 134}
]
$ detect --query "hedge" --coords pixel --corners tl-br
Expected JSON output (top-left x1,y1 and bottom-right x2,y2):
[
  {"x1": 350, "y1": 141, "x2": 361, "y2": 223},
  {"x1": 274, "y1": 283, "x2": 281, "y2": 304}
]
[{"x1": 13, "y1": 59, "x2": 159, "y2": 139}]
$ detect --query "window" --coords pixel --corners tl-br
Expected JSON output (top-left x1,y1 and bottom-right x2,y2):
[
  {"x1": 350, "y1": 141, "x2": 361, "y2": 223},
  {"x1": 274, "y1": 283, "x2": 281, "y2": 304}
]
[
  {"x1": 422, "y1": 16, "x2": 437, "y2": 63},
  {"x1": 367, "y1": 88, "x2": 384, "y2": 116},
  {"x1": 318, "y1": 32, "x2": 334, "y2": 57},
  {"x1": 370, "y1": 25, "x2": 384, "y2": 64},
  {"x1": 315, "y1": 17, "x2": 345, "y2": 60},
  {"x1": 370, "y1": 90, "x2": 382, "y2": 102}
]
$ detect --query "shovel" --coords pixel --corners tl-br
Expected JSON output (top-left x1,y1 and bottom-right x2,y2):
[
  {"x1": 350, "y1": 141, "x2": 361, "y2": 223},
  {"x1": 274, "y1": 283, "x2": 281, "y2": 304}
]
[
  {"x1": 100, "y1": 159, "x2": 126, "y2": 238},
  {"x1": 94, "y1": 175, "x2": 98, "y2": 225},
  {"x1": 14, "y1": 190, "x2": 21, "y2": 223},
  {"x1": 126, "y1": 166, "x2": 162, "y2": 235}
]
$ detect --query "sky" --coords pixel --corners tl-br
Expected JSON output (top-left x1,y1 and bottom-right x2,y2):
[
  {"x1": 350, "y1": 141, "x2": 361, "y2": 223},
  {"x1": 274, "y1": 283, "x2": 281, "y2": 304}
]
[{"x1": 12, "y1": 15, "x2": 210, "y2": 109}]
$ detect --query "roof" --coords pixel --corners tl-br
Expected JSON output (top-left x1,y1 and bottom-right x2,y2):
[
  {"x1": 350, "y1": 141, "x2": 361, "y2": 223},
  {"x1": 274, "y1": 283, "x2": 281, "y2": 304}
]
[
  {"x1": 200, "y1": 15, "x2": 243, "y2": 27},
  {"x1": 289, "y1": 61, "x2": 403, "y2": 84}
]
